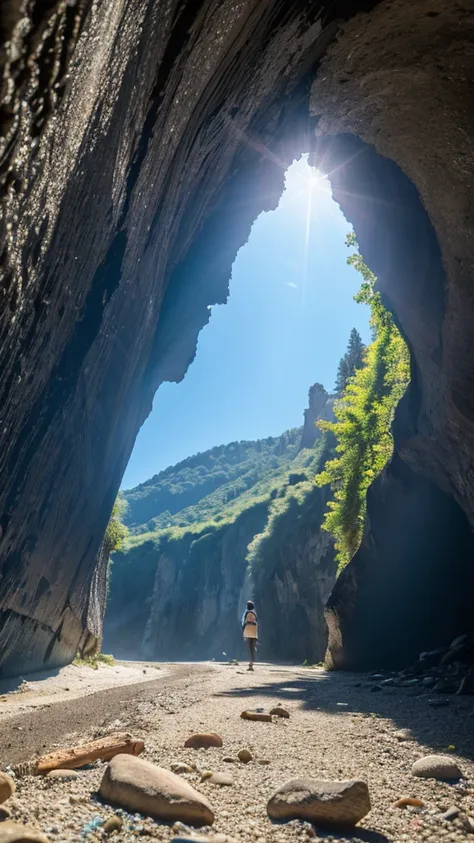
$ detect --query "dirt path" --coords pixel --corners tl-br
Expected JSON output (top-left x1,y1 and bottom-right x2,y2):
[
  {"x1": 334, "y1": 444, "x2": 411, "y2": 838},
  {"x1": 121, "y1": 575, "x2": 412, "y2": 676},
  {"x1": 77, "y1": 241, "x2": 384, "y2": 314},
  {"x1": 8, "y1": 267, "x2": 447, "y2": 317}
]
[
  {"x1": 2, "y1": 661, "x2": 474, "y2": 841},
  {"x1": 0, "y1": 661, "x2": 167, "y2": 721}
]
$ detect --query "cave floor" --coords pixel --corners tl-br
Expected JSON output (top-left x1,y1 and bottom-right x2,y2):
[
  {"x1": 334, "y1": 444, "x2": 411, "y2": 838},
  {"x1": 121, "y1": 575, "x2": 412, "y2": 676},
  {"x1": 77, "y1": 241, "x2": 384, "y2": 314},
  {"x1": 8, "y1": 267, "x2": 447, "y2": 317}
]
[{"x1": 1, "y1": 660, "x2": 473, "y2": 841}]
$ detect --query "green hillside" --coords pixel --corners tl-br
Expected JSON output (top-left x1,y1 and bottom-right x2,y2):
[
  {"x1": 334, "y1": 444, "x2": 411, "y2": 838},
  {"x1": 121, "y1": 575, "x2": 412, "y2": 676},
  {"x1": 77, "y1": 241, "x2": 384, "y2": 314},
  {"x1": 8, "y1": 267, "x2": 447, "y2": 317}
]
[{"x1": 123, "y1": 428, "x2": 306, "y2": 535}]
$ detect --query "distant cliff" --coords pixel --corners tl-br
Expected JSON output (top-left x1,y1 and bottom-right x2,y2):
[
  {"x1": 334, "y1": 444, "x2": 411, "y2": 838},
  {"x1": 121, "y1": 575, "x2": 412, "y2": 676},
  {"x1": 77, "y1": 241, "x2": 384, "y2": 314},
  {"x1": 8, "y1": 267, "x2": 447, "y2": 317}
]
[{"x1": 104, "y1": 393, "x2": 337, "y2": 662}]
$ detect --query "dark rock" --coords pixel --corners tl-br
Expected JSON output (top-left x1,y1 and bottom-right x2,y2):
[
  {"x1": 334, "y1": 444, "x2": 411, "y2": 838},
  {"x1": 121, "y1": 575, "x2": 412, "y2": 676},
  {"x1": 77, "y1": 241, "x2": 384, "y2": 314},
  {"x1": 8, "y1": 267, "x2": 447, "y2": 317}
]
[
  {"x1": 269, "y1": 707, "x2": 290, "y2": 718},
  {"x1": 433, "y1": 679, "x2": 458, "y2": 694},
  {"x1": 184, "y1": 734, "x2": 222, "y2": 750},
  {"x1": 451, "y1": 635, "x2": 469, "y2": 649},
  {"x1": 419, "y1": 649, "x2": 449, "y2": 669},
  {"x1": 441, "y1": 806, "x2": 460, "y2": 821},
  {"x1": 325, "y1": 458, "x2": 474, "y2": 670}
]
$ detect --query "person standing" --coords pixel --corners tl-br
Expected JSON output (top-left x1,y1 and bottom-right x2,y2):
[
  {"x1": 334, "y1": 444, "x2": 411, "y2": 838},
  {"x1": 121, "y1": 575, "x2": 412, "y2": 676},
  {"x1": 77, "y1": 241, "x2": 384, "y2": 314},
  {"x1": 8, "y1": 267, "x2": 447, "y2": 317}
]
[{"x1": 241, "y1": 600, "x2": 258, "y2": 671}]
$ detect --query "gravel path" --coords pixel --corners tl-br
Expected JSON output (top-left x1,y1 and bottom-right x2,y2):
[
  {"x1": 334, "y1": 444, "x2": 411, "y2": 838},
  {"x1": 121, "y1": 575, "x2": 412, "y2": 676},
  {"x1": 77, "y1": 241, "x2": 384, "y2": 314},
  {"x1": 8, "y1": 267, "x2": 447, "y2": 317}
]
[{"x1": 2, "y1": 661, "x2": 474, "y2": 842}]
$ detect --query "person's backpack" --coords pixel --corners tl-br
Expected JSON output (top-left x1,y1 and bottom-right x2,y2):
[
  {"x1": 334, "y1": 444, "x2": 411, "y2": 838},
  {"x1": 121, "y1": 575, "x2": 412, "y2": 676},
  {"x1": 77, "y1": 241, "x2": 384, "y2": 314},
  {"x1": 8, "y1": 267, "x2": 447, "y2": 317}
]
[{"x1": 244, "y1": 610, "x2": 257, "y2": 626}]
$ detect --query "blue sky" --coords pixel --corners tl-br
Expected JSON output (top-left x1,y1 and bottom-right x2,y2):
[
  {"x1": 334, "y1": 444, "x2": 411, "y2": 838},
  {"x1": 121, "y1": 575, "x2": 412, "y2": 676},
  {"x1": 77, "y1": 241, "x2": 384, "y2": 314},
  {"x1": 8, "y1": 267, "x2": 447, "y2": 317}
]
[{"x1": 122, "y1": 156, "x2": 370, "y2": 489}]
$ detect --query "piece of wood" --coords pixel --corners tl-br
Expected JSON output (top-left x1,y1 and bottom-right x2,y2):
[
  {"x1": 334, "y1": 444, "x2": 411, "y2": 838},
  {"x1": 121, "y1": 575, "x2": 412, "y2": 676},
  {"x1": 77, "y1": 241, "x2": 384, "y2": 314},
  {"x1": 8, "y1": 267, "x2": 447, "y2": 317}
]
[
  {"x1": 35, "y1": 733, "x2": 144, "y2": 774},
  {"x1": 240, "y1": 710, "x2": 272, "y2": 722}
]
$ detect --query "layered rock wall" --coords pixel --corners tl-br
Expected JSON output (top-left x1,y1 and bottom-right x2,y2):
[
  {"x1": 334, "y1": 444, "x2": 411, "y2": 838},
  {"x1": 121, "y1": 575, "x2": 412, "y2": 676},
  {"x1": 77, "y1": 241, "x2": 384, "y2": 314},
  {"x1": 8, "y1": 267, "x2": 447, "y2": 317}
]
[
  {"x1": 104, "y1": 504, "x2": 269, "y2": 661},
  {"x1": 253, "y1": 484, "x2": 337, "y2": 664}
]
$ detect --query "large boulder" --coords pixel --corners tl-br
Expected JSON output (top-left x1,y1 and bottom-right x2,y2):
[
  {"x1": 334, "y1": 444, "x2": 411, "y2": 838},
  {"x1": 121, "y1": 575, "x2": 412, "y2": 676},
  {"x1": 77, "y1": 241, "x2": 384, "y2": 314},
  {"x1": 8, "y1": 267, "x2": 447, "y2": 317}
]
[
  {"x1": 267, "y1": 778, "x2": 371, "y2": 828},
  {"x1": 99, "y1": 754, "x2": 214, "y2": 826}
]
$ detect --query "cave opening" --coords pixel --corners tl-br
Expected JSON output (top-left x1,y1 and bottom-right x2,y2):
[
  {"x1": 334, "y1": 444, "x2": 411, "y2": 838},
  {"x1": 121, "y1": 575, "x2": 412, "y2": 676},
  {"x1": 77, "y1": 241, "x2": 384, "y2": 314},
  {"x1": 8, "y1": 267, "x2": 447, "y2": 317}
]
[
  {"x1": 122, "y1": 154, "x2": 370, "y2": 490},
  {"x1": 105, "y1": 148, "x2": 405, "y2": 665},
  {"x1": 107, "y1": 133, "x2": 474, "y2": 673}
]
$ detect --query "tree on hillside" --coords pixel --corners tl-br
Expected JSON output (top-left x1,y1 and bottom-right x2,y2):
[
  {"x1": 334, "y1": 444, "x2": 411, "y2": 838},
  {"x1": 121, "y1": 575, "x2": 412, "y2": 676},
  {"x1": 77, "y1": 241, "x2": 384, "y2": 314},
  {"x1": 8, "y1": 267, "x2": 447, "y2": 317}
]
[
  {"x1": 335, "y1": 327, "x2": 365, "y2": 393},
  {"x1": 104, "y1": 493, "x2": 129, "y2": 557}
]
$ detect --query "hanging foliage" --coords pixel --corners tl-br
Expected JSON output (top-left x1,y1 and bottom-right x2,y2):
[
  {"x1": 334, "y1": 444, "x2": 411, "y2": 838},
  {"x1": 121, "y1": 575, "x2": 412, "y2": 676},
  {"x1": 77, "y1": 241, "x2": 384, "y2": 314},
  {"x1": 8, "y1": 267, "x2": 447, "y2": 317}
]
[{"x1": 316, "y1": 232, "x2": 410, "y2": 569}]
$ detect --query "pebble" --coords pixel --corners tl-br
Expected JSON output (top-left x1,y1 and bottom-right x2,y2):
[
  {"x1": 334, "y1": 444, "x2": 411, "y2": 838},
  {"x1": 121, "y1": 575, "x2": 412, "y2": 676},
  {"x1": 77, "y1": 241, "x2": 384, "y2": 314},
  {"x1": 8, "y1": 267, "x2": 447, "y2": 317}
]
[
  {"x1": 184, "y1": 733, "x2": 223, "y2": 749},
  {"x1": 269, "y1": 707, "x2": 290, "y2": 718},
  {"x1": 441, "y1": 805, "x2": 460, "y2": 821},
  {"x1": 102, "y1": 815, "x2": 123, "y2": 833},
  {"x1": 237, "y1": 749, "x2": 252, "y2": 764},
  {"x1": 202, "y1": 772, "x2": 234, "y2": 786},
  {"x1": 393, "y1": 729, "x2": 411, "y2": 742},
  {"x1": 0, "y1": 774, "x2": 15, "y2": 806},
  {"x1": 394, "y1": 796, "x2": 425, "y2": 808},
  {"x1": 171, "y1": 763, "x2": 195, "y2": 775},
  {"x1": 45, "y1": 770, "x2": 78, "y2": 781},
  {"x1": 412, "y1": 755, "x2": 462, "y2": 780}
]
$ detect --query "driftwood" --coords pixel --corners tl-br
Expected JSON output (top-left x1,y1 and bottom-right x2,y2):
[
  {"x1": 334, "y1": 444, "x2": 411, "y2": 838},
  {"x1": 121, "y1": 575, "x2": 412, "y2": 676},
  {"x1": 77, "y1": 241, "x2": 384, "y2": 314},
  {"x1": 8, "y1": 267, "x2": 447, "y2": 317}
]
[
  {"x1": 240, "y1": 710, "x2": 272, "y2": 722},
  {"x1": 35, "y1": 733, "x2": 144, "y2": 774}
]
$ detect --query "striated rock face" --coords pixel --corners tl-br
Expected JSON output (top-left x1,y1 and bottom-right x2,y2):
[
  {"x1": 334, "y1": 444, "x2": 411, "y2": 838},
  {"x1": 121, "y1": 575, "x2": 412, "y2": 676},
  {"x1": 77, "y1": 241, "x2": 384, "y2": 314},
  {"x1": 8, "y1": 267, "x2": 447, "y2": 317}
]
[
  {"x1": 134, "y1": 505, "x2": 267, "y2": 662},
  {"x1": 311, "y1": 0, "x2": 474, "y2": 668},
  {"x1": 0, "y1": 0, "x2": 376, "y2": 676},
  {"x1": 253, "y1": 482, "x2": 337, "y2": 664},
  {"x1": 104, "y1": 505, "x2": 268, "y2": 661}
]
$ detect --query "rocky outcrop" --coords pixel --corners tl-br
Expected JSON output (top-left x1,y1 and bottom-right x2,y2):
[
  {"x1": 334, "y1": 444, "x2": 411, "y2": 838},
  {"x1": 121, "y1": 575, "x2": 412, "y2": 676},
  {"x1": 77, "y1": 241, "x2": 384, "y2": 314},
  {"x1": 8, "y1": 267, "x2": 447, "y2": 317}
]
[
  {"x1": 300, "y1": 384, "x2": 331, "y2": 450},
  {"x1": 311, "y1": 0, "x2": 474, "y2": 668},
  {"x1": 325, "y1": 455, "x2": 474, "y2": 669}
]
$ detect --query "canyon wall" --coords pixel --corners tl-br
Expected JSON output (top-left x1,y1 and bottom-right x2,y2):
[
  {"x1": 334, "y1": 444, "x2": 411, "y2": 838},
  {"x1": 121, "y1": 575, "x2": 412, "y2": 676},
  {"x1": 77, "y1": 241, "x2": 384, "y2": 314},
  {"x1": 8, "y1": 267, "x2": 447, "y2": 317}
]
[
  {"x1": 252, "y1": 482, "x2": 336, "y2": 664},
  {"x1": 105, "y1": 479, "x2": 337, "y2": 664},
  {"x1": 0, "y1": 0, "x2": 370, "y2": 676},
  {"x1": 104, "y1": 404, "x2": 336, "y2": 663},
  {"x1": 310, "y1": 0, "x2": 474, "y2": 668}
]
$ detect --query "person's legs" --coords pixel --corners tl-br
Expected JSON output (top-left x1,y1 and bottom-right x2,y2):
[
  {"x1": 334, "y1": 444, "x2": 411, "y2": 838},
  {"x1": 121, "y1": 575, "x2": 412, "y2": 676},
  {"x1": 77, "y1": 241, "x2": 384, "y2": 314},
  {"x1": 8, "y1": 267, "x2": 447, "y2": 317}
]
[{"x1": 247, "y1": 638, "x2": 256, "y2": 670}]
